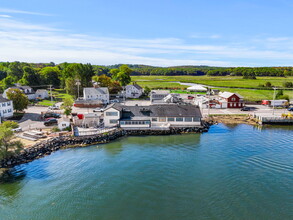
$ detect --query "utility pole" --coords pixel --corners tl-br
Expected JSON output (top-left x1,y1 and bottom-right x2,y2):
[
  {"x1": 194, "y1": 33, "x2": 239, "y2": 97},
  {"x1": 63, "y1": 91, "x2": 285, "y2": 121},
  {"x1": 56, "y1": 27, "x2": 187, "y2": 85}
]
[
  {"x1": 49, "y1": 85, "x2": 53, "y2": 106},
  {"x1": 272, "y1": 87, "x2": 277, "y2": 116},
  {"x1": 75, "y1": 80, "x2": 81, "y2": 100}
]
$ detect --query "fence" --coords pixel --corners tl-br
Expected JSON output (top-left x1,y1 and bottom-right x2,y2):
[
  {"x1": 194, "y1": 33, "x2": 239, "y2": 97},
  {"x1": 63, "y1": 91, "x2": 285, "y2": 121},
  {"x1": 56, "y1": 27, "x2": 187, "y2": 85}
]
[{"x1": 75, "y1": 127, "x2": 117, "y2": 136}]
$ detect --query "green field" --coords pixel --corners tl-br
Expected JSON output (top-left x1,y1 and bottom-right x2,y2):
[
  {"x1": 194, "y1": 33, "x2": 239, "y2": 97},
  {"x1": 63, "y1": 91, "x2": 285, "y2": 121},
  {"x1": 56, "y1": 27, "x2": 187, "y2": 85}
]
[
  {"x1": 133, "y1": 75, "x2": 293, "y2": 101},
  {"x1": 132, "y1": 75, "x2": 293, "y2": 89}
]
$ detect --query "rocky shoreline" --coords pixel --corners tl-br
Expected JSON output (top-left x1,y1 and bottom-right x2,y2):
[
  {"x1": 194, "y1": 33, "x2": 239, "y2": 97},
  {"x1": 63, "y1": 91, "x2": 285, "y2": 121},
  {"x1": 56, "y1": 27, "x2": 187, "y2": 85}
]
[
  {"x1": 206, "y1": 114, "x2": 258, "y2": 125},
  {"x1": 0, "y1": 126, "x2": 209, "y2": 169}
]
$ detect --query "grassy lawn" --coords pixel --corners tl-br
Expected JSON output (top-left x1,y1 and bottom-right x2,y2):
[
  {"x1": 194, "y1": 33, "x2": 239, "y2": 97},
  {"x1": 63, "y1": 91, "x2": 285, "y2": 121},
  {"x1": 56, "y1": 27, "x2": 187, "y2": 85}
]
[
  {"x1": 38, "y1": 100, "x2": 57, "y2": 106},
  {"x1": 132, "y1": 75, "x2": 293, "y2": 89},
  {"x1": 132, "y1": 75, "x2": 293, "y2": 101},
  {"x1": 52, "y1": 89, "x2": 73, "y2": 100},
  {"x1": 136, "y1": 81, "x2": 188, "y2": 89},
  {"x1": 170, "y1": 90, "x2": 206, "y2": 94}
]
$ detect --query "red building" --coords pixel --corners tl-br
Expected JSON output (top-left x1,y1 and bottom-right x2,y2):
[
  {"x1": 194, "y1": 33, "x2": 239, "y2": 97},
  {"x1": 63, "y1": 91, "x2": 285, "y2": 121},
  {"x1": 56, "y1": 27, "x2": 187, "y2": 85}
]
[{"x1": 219, "y1": 92, "x2": 244, "y2": 108}]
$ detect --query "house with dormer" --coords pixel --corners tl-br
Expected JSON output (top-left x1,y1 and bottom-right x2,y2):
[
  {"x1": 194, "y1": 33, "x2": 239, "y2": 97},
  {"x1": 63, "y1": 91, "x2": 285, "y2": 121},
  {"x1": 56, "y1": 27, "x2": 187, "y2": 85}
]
[{"x1": 125, "y1": 83, "x2": 143, "y2": 98}]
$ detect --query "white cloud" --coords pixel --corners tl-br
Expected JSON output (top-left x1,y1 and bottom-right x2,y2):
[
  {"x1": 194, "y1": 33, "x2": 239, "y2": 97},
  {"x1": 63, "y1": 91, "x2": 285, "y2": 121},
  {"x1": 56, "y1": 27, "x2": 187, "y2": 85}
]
[
  {"x1": 0, "y1": 8, "x2": 52, "y2": 16},
  {"x1": 0, "y1": 14, "x2": 11, "y2": 18}
]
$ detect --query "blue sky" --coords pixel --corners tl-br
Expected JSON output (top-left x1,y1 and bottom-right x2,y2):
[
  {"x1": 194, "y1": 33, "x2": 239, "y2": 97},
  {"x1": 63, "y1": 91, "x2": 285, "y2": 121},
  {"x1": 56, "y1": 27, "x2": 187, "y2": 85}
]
[{"x1": 1, "y1": 0, "x2": 293, "y2": 66}]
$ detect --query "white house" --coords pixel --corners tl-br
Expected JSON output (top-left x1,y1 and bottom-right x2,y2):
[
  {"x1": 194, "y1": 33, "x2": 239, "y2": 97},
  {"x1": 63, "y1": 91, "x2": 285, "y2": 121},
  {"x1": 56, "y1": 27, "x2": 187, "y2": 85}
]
[
  {"x1": 35, "y1": 89, "x2": 49, "y2": 99},
  {"x1": 73, "y1": 113, "x2": 101, "y2": 128},
  {"x1": 0, "y1": 95, "x2": 13, "y2": 119},
  {"x1": 3, "y1": 85, "x2": 36, "y2": 100},
  {"x1": 58, "y1": 117, "x2": 71, "y2": 130},
  {"x1": 103, "y1": 105, "x2": 121, "y2": 127},
  {"x1": 125, "y1": 83, "x2": 143, "y2": 98},
  {"x1": 83, "y1": 87, "x2": 109, "y2": 104},
  {"x1": 103, "y1": 103, "x2": 202, "y2": 128},
  {"x1": 150, "y1": 90, "x2": 170, "y2": 103}
]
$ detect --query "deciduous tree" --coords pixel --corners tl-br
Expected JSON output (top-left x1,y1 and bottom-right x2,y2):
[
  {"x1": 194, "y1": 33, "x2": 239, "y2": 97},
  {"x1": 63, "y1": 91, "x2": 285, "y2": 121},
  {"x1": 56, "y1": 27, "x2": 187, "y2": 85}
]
[
  {"x1": 0, "y1": 121, "x2": 23, "y2": 159},
  {"x1": 6, "y1": 88, "x2": 29, "y2": 112}
]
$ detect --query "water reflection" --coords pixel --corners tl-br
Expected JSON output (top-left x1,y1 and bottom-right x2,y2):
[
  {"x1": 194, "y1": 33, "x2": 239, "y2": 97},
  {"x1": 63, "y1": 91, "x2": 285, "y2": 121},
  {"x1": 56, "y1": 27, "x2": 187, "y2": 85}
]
[{"x1": 0, "y1": 168, "x2": 26, "y2": 203}]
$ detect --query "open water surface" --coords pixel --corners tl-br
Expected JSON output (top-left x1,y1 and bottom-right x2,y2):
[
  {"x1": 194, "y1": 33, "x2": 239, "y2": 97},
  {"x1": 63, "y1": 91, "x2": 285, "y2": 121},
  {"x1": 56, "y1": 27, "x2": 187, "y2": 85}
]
[{"x1": 0, "y1": 124, "x2": 292, "y2": 220}]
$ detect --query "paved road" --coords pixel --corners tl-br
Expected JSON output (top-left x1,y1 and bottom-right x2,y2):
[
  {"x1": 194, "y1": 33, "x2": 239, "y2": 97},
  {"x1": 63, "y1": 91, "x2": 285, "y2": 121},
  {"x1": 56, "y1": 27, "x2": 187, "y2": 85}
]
[{"x1": 201, "y1": 104, "x2": 288, "y2": 117}]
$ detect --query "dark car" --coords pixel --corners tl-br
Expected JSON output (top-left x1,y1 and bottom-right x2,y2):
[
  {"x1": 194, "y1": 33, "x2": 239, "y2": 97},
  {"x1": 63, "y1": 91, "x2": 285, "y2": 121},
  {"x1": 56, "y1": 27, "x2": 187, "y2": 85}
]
[
  {"x1": 240, "y1": 106, "x2": 250, "y2": 111},
  {"x1": 44, "y1": 112, "x2": 61, "y2": 119},
  {"x1": 44, "y1": 118, "x2": 58, "y2": 126},
  {"x1": 187, "y1": 95, "x2": 194, "y2": 100},
  {"x1": 288, "y1": 107, "x2": 293, "y2": 111}
]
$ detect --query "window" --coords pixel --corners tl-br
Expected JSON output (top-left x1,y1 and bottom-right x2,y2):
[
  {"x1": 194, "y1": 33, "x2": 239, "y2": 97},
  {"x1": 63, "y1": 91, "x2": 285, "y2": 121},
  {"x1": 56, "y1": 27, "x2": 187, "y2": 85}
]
[
  {"x1": 110, "y1": 119, "x2": 118, "y2": 124},
  {"x1": 167, "y1": 117, "x2": 175, "y2": 122},
  {"x1": 3, "y1": 110, "x2": 7, "y2": 113},
  {"x1": 2, "y1": 103, "x2": 6, "y2": 107},
  {"x1": 145, "y1": 121, "x2": 150, "y2": 124},
  {"x1": 176, "y1": 117, "x2": 183, "y2": 122},
  {"x1": 7, "y1": 102, "x2": 11, "y2": 106},
  {"x1": 231, "y1": 98, "x2": 236, "y2": 101},
  {"x1": 193, "y1": 117, "x2": 199, "y2": 122},
  {"x1": 106, "y1": 112, "x2": 118, "y2": 116},
  {"x1": 8, "y1": 109, "x2": 12, "y2": 113},
  {"x1": 152, "y1": 118, "x2": 157, "y2": 122},
  {"x1": 120, "y1": 121, "x2": 125, "y2": 125},
  {"x1": 185, "y1": 117, "x2": 192, "y2": 122},
  {"x1": 159, "y1": 117, "x2": 166, "y2": 122}
]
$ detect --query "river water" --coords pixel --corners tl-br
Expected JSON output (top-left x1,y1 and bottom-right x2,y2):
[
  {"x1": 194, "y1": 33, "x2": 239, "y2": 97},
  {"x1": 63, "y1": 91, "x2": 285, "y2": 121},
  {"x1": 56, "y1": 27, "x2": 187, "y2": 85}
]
[{"x1": 0, "y1": 124, "x2": 292, "y2": 220}]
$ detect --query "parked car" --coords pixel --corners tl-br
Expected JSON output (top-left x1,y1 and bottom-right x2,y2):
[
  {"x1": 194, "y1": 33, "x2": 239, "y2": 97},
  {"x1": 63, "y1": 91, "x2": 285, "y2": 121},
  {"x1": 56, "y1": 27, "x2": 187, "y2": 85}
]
[
  {"x1": 288, "y1": 107, "x2": 293, "y2": 111},
  {"x1": 48, "y1": 105, "x2": 59, "y2": 110},
  {"x1": 43, "y1": 112, "x2": 61, "y2": 118},
  {"x1": 44, "y1": 118, "x2": 58, "y2": 126},
  {"x1": 241, "y1": 106, "x2": 250, "y2": 111},
  {"x1": 93, "y1": 108, "x2": 104, "y2": 112},
  {"x1": 110, "y1": 99, "x2": 120, "y2": 103},
  {"x1": 187, "y1": 95, "x2": 194, "y2": 100},
  {"x1": 12, "y1": 127, "x2": 22, "y2": 132}
]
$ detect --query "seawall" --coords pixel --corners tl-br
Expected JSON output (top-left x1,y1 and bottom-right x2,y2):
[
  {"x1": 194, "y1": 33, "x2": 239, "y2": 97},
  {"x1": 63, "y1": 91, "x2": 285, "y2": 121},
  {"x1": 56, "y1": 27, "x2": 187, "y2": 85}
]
[{"x1": 0, "y1": 126, "x2": 209, "y2": 169}]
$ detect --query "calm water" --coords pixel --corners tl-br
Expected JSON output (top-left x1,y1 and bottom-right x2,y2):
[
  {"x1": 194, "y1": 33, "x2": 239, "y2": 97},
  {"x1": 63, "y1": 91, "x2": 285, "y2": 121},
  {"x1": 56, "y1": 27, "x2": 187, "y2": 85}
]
[{"x1": 0, "y1": 124, "x2": 292, "y2": 220}]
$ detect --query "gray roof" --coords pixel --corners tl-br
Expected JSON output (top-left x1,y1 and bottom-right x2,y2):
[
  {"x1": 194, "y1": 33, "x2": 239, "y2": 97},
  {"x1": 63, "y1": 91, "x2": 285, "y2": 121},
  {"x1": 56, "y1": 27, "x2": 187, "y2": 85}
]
[
  {"x1": 0, "y1": 95, "x2": 10, "y2": 103},
  {"x1": 8, "y1": 86, "x2": 34, "y2": 94},
  {"x1": 36, "y1": 89, "x2": 48, "y2": 93},
  {"x1": 133, "y1": 84, "x2": 142, "y2": 90},
  {"x1": 83, "y1": 87, "x2": 109, "y2": 97},
  {"x1": 151, "y1": 90, "x2": 170, "y2": 95},
  {"x1": 126, "y1": 84, "x2": 143, "y2": 91},
  {"x1": 108, "y1": 103, "x2": 202, "y2": 120}
]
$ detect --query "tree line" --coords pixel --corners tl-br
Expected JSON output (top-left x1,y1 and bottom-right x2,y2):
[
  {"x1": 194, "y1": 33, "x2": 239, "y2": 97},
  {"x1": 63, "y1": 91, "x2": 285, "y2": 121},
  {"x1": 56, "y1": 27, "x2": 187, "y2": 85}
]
[
  {"x1": 1, "y1": 62, "x2": 293, "y2": 94},
  {"x1": 0, "y1": 62, "x2": 133, "y2": 96}
]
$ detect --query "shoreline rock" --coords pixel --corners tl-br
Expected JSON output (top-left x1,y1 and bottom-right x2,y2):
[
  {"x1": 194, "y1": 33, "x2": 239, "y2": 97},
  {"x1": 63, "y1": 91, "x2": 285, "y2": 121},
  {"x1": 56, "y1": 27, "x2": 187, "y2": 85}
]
[{"x1": 0, "y1": 126, "x2": 209, "y2": 169}]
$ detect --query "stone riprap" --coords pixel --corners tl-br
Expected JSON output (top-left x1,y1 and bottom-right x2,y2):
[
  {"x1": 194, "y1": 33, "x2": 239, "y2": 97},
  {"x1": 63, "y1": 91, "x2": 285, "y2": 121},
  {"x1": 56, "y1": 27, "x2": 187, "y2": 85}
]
[{"x1": 0, "y1": 126, "x2": 210, "y2": 168}]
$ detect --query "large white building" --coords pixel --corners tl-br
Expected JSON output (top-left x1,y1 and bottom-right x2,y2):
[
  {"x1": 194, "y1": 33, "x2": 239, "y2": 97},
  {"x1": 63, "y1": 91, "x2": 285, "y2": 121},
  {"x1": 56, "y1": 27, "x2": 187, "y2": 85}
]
[
  {"x1": 0, "y1": 95, "x2": 13, "y2": 119},
  {"x1": 125, "y1": 83, "x2": 143, "y2": 98},
  {"x1": 83, "y1": 87, "x2": 109, "y2": 104},
  {"x1": 103, "y1": 103, "x2": 202, "y2": 128}
]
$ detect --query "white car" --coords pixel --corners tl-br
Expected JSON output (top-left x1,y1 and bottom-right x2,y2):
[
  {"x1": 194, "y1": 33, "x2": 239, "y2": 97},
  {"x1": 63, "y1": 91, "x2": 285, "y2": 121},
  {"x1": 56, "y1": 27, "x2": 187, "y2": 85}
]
[
  {"x1": 12, "y1": 127, "x2": 22, "y2": 132},
  {"x1": 48, "y1": 106, "x2": 59, "y2": 110},
  {"x1": 110, "y1": 99, "x2": 120, "y2": 103},
  {"x1": 93, "y1": 108, "x2": 105, "y2": 112}
]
